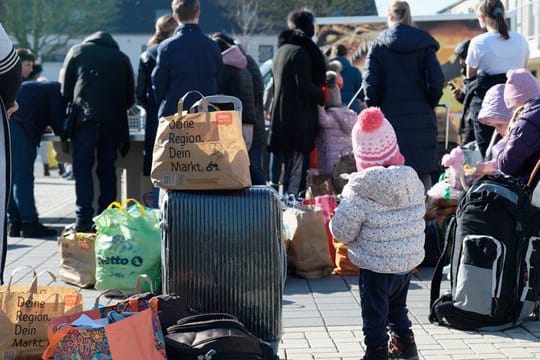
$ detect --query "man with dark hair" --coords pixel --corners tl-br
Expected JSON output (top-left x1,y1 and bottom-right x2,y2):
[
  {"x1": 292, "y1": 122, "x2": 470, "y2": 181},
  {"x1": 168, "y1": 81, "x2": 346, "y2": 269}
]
[
  {"x1": 269, "y1": 9, "x2": 326, "y2": 195},
  {"x1": 332, "y1": 44, "x2": 363, "y2": 113},
  {"x1": 152, "y1": 0, "x2": 222, "y2": 117},
  {"x1": 62, "y1": 31, "x2": 135, "y2": 232},
  {"x1": 16, "y1": 48, "x2": 34, "y2": 81}
]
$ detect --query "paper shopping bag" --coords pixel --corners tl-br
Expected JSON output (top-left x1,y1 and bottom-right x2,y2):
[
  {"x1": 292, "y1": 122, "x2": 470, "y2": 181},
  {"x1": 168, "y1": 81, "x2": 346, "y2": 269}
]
[
  {"x1": 0, "y1": 268, "x2": 82, "y2": 359},
  {"x1": 283, "y1": 205, "x2": 334, "y2": 278},
  {"x1": 151, "y1": 91, "x2": 251, "y2": 190},
  {"x1": 58, "y1": 226, "x2": 96, "y2": 288}
]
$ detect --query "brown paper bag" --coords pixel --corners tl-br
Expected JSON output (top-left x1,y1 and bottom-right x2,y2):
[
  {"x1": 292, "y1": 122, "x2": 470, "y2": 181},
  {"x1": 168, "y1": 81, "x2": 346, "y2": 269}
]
[
  {"x1": 283, "y1": 205, "x2": 334, "y2": 278},
  {"x1": 151, "y1": 91, "x2": 251, "y2": 190},
  {"x1": 0, "y1": 268, "x2": 83, "y2": 359},
  {"x1": 333, "y1": 240, "x2": 360, "y2": 275},
  {"x1": 58, "y1": 227, "x2": 96, "y2": 288}
]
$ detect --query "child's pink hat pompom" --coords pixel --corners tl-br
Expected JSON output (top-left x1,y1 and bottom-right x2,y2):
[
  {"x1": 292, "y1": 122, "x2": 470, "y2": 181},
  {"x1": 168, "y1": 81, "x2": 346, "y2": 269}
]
[{"x1": 358, "y1": 107, "x2": 383, "y2": 132}]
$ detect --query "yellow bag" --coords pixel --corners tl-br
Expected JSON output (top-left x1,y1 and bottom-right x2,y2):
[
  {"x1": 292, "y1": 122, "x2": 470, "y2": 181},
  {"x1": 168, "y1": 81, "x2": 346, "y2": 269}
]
[
  {"x1": 0, "y1": 268, "x2": 82, "y2": 359},
  {"x1": 47, "y1": 142, "x2": 58, "y2": 169},
  {"x1": 151, "y1": 91, "x2": 251, "y2": 190}
]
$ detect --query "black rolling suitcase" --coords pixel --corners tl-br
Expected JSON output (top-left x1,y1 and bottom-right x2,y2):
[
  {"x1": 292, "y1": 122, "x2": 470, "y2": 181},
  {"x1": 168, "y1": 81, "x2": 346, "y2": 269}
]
[{"x1": 161, "y1": 186, "x2": 285, "y2": 348}]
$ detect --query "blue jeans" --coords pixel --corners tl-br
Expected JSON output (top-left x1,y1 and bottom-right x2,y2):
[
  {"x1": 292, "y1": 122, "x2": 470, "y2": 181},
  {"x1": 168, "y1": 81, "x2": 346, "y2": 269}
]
[
  {"x1": 72, "y1": 124, "x2": 118, "y2": 224},
  {"x1": 7, "y1": 119, "x2": 38, "y2": 223},
  {"x1": 249, "y1": 144, "x2": 266, "y2": 185},
  {"x1": 359, "y1": 269, "x2": 413, "y2": 348}
]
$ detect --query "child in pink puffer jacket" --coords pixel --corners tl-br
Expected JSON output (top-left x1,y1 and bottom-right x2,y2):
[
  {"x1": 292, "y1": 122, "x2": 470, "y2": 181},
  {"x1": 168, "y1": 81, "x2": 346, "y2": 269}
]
[{"x1": 316, "y1": 70, "x2": 357, "y2": 175}]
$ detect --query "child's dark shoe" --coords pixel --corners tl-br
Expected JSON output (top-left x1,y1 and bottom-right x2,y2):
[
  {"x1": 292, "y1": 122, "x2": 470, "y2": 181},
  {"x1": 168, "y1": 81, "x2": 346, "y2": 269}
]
[
  {"x1": 389, "y1": 334, "x2": 418, "y2": 360},
  {"x1": 362, "y1": 346, "x2": 389, "y2": 360}
]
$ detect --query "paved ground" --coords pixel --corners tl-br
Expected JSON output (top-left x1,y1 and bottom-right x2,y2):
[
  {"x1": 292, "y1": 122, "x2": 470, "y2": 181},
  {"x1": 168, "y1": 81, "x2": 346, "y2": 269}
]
[{"x1": 6, "y1": 165, "x2": 540, "y2": 359}]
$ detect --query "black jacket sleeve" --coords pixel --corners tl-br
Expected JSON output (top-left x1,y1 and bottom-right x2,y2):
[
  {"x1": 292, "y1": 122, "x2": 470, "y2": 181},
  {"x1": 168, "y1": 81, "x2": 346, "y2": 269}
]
[
  {"x1": 425, "y1": 47, "x2": 444, "y2": 108},
  {"x1": 363, "y1": 45, "x2": 380, "y2": 107},
  {"x1": 293, "y1": 49, "x2": 324, "y2": 105}
]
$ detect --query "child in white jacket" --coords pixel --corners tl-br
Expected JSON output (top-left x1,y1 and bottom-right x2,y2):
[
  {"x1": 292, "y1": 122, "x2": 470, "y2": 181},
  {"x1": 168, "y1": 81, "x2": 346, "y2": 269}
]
[{"x1": 330, "y1": 107, "x2": 425, "y2": 360}]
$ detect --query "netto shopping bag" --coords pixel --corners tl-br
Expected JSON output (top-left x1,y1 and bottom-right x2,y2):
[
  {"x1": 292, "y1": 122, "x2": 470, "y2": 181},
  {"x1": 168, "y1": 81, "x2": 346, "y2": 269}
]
[
  {"x1": 0, "y1": 268, "x2": 82, "y2": 359},
  {"x1": 151, "y1": 91, "x2": 251, "y2": 190},
  {"x1": 57, "y1": 226, "x2": 96, "y2": 288},
  {"x1": 93, "y1": 199, "x2": 161, "y2": 293}
]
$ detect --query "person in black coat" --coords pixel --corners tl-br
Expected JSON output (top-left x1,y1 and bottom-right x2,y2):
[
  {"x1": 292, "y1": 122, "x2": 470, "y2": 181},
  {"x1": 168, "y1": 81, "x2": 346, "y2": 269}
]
[
  {"x1": 269, "y1": 9, "x2": 326, "y2": 195},
  {"x1": 62, "y1": 31, "x2": 135, "y2": 232},
  {"x1": 0, "y1": 21, "x2": 22, "y2": 285},
  {"x1": 8, "y1": 81, "x2": 65, "y2": 238},
  {"x1": 212, "y1": 33, "x2": 266, "y2": 185},
  {"x1": 363, "y1": 1, "x2": 444, "y2": 190}
]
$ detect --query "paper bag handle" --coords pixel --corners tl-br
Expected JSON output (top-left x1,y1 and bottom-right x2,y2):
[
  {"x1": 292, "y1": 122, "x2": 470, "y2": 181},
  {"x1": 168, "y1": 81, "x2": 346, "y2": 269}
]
[
  {"x1": 29, "y1": 271, "x2": 57, "y2": 293},
  {"x1": 527, "y1": 157, "x2": 540, "y2": 189},
  {"x1": 42, "y1": 325, "x2": 76, "y2": 359},
  {"x1": 93, "y1": 289, "x2": 128, "y2": 309},
  {"x1": 176, "y1": 90, "x2": 208, "y2": 117},
  {"x1": 6, "y1": 266, "x2": 37, "y2": 291}
]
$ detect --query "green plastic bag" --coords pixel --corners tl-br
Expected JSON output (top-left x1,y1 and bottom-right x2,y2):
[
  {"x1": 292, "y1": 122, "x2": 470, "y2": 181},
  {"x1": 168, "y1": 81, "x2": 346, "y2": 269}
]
[{"x1": 93, "y1": 198, "x2": 161, "y2": 292}]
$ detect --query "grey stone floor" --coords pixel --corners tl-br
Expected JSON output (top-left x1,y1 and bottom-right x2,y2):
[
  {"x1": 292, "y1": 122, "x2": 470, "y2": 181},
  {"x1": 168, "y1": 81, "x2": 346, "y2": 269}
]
[{"x1": 5, "y1": 165, "x2": 540, "y2": 359}]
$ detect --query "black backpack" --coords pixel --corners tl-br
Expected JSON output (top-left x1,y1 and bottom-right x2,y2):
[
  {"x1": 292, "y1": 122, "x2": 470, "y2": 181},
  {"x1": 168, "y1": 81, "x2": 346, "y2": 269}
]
[
  {"x1": 165, "y1": 313, "x2": 275, "y2": 360},
  {"x1": 429, "y1": 174, "x2": 540, "y2": 331}
]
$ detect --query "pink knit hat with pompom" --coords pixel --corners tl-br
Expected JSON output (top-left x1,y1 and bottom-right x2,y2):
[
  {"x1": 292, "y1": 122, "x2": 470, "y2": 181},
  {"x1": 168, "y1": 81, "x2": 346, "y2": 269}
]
[
  {"x1": 504, "y1": 69, "x2": 540, "y2": 109},
  {"x1": 352, "y1": 107, "x2": 405, "y2": 171}
]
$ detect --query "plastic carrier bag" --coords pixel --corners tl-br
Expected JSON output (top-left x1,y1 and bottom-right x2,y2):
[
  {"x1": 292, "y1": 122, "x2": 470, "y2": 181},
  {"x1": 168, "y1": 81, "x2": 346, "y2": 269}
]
[{"x1": 93, "y1": 199, "x2": 161, "y2": 293}]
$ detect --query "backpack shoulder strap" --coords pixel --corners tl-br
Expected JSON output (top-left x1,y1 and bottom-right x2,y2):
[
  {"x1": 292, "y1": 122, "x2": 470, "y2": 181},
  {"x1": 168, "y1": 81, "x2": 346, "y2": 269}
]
[{"x1": 430, "y1": 215, "x2": 456, "y2": 307}]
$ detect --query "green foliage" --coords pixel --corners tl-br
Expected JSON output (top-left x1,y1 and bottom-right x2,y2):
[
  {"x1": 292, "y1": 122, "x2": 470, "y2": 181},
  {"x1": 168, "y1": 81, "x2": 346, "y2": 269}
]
[{"x1": 0, "y1": 0, "x2": 120, "y2": 60}]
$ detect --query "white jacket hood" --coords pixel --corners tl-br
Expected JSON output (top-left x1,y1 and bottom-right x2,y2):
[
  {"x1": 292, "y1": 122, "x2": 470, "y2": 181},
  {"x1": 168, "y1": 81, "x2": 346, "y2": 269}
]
[{"x1": 346, "y1": 166, "x2": 425, "y2": 207}]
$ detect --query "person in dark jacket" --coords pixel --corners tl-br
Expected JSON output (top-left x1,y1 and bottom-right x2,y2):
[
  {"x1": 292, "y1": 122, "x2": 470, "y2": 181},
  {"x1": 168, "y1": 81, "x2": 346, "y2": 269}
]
[
  {"x1": 0, "y1": 21, "x2": 22, "y2": 285},
  {"x1": 450, "y1": 39, "x2": 478, "y2": 145},
  {"x1": 136, "y1": 15, "x2": 177, "y2": 178},
  {"x1": 332, "y1": 44, "x2": 363, "y2": 113},
  {"x1": 363, "y1": 1, "x2": 444, "y2": 191},
  {"x1": 212, "y1": 33, "x2": 266, "y2": 185},
  {"x1": 269, "y1": 9, "x2": 326, "y2": 195},
  {"x1": 498, "y1": 69, "x2": 540, "y2": 183},
  {"x1": 8, "y1": 81, "x2": 65, "y2": 238},
  {"x1": 152, "y1": 0, "x2": 222, "y2": 117},
  {"x1": 62, "y1": 31, "x2": 135, "y2": 232}
]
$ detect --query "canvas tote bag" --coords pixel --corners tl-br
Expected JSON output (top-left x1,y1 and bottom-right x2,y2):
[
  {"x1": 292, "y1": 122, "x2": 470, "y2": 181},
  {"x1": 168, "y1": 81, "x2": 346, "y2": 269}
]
[{"x1": 151, "y1": 91, "x2": 251, "y2": 190}]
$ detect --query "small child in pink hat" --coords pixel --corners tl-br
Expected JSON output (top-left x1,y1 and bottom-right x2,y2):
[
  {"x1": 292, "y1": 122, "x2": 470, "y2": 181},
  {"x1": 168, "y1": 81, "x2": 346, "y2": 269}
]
[
  {"x1": 498, "y1": 69, "x2": 540, "y2": 181},
  {"x1": 330, "y1": 107, "x2": 425, "y2": 360}
]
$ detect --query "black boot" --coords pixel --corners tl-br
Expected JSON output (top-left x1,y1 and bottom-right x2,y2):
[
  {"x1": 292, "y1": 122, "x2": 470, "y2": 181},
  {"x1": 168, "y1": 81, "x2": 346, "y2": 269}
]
[
  {"x1": 389, "y1": 334, "x2": 418, "y2": 360},
  {"x1": 43, "y1": 164, "x2": 50, "y2": 176},
  {"x1": 362, "y1": 347, "x2": 389, "y2": 360},
  {"x1": 21, "y1": 221, "x2": 57, "y2": 238},
  {"x1": 58, "y1": 163, "x2": 66, "y2": 176},
  {"x1": 8, "y1": 222, "x2": 21, "y2": 237}
]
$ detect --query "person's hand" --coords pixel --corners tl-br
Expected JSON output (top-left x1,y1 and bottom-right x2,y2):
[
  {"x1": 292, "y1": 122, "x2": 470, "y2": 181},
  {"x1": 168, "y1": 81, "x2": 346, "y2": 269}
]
[
  {"x1": 6, "y1": 101, "x2": 18, "y2": 118},
  {"x1": 451, "y1": 88, "x2": 464, "y2": 102},
  {"x1": 471, "y1": 162, "x2": 496, "y2": 179}
]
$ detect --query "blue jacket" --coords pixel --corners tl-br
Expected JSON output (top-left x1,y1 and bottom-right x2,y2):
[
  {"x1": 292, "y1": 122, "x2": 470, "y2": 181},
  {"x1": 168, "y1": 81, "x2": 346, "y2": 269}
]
[
  {"x1": 13, "y1": 81, "x2": 66, "y2": 145},
  {"x1": 152, "y1": 24, "x2": 222, "y2": 118},
  {"x1": 363, "y1": 23, "x2": 444, "y2": 174},
  {"x1": 333, "y1": 56, "x2": 363, "y2": 113},
  {"x1": 498, "y1": 97, "x2": 540, "y2": 183}
]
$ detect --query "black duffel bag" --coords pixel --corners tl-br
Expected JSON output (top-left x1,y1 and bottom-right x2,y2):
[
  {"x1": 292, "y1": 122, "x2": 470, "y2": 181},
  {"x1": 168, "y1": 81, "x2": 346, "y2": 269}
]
[{"x1": 165, "y1": 313, "x2": 275, "y2": 360}]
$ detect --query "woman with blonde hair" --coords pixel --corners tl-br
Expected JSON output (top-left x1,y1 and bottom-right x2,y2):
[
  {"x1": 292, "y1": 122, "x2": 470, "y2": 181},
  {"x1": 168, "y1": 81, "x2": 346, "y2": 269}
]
[
  {"x1": 363, "y1": 0, "x2": 444, "y2": 192},
  {"x1": 136, "y1": 15, "x2": 177, "y2": 201}
]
